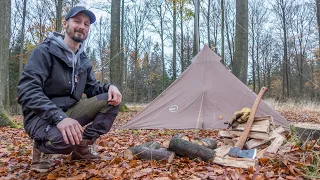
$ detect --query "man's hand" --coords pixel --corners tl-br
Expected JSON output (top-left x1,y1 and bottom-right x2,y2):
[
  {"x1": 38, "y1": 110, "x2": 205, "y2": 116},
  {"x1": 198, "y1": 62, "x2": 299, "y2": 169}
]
[
  {"x1": 108, "y1": 85, "x2": 122, "y2": 106},
  {"x1": 57, "y1": 118, "x2": 83, "y2": 145}
]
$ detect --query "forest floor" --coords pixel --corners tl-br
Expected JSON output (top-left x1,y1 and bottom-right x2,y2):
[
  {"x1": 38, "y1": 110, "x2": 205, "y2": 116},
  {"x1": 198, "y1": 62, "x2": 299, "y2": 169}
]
[{"x1": 0, "y1": 101, "x2": 319, "y2": 180}]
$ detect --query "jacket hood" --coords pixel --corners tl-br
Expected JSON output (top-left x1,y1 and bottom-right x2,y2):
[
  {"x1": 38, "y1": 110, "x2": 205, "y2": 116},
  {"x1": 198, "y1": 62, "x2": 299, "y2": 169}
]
[
  {"x1": 46, "y1": 31, "x2": 85, "y2": 94},
  {"x1": 47, "y1": 32, "x2": 85, "y2": 64}
]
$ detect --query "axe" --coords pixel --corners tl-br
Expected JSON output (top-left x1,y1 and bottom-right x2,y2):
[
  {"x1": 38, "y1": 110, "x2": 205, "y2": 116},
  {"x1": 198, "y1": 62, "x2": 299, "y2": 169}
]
[{"x1": 227, "y1": 87, "x2": 268, "y2": 159}]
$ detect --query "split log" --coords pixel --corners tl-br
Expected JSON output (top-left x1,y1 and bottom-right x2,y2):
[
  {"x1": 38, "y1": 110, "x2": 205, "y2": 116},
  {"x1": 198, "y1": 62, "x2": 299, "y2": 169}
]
[
  {"x1": 245, "y1": 126, "x2": 285, "y2": 149},
  {"x1": 168, "y1": 135, "x2": 215, "y2": 162},
  {"x1": 212, "y1": 157, "x2": 256, "y2": 169},
  {"x1": 254, "y1": 116, "x2": 275, "y2": 126},
  {"x1": 214, "y1": 145, "x2": 233, "y2": 157},
  {"x1": 219, "y1": 130, "x2": 269, "y2": 140},
  {"x1": 162, "y1": 140, "x2": 170, "y2": 149},
  {"x1": 253, "y1": 119, "x2": 271, "y2": 126},
  {"x1": 266, "y1": 135, "x2": 285, "y2": 154},
  {"x1": 292, "y1": 123, "x2": 320, "y2": 141},
  {"x1": 232, "y1": 124, "x2": 269, "y2": 133},
  {"x1": 223, "y1": 138, "x2": 234, "y2": 146},
  {"x1": 254, "y1": 116, "x2": 272, "y2": 121}
]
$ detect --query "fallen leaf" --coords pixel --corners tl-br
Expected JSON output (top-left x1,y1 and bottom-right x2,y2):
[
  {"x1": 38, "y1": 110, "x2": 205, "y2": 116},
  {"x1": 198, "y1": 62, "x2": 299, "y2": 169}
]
[
  {"x1": 259, "y1": 158, "x2": 270, "y2": 166},
  {"x1": 47, "y1": 173, "x2": 57, "y2": 180},
  {"x1": 69, "y1": 173, "x2": 87, "y2": 180},
  {"x1": 214, "y1": 169, "x2": 224, "y2": 175},
  {"x1": 133, "y1": 168, "x2": 153, "y2": 178},
  {"x1": 285, "y1": 176, "x2": 297, "y2": 180}
]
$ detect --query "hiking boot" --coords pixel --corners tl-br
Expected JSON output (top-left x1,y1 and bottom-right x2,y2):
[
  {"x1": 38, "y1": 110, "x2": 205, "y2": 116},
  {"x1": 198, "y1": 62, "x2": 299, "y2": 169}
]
[
  {"x1": 30, "y1": 146, "x2": 52, "y2": 173},
  {"x1": 71, "y1": 139, "x2": 99, "y2": 160}
]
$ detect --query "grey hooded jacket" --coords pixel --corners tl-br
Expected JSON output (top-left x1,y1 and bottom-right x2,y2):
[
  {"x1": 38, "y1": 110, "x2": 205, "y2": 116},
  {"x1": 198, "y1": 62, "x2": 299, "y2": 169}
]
[{"x1": 17, "y1": 32, "x2": 111, "y2": 135}]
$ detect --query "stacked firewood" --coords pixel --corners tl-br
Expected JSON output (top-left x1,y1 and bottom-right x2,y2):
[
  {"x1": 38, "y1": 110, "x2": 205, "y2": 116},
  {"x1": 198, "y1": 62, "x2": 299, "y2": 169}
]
[{"x1": 219, "y1": 116, "x2": 286, "y2": 154}]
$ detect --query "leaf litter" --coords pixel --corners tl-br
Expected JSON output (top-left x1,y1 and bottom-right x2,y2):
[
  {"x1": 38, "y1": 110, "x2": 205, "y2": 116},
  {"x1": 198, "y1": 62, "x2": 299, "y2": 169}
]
[{"x1": 0, "y1": 109, "x2": 319, "y2": 179}]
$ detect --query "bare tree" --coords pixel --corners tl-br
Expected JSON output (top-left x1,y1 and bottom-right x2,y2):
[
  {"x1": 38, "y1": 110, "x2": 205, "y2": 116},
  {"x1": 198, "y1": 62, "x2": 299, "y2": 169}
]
[
  {"x1": 55, "y1": 0, "x2": 63, "y2": 32},
  {"x1": 316, "y1": 0, "x2": 320, "y2": 48},
  {"x1": 180, "y1": 0, "x2": 185, "y2": 72},
  {"x1": 110, "y1": 0, "x2": 122, "y2": 90},
  {"x1": 19, "y1": 0, "x2": 27, "y2": 80},
  {"x1": 193, "y1": 0, "x2": 199, "y2": 56},
  {"x1": 0, "y1": 0, "x2": 13, "y2": 125},
  {"x1": 233, "y1": 0, "x2": 248, "y2": 84},
  {"x1": 221, "y1": 0, "x2": 225, "y2": 64},
  {"x1": 272, "y1": 0, "x2": 293, "y2": 98},
  {"x1": 288, "y1": 2, "x2": 314, "y2": 97},
  {"x1": 225, "y1": 0, "x2": 235, "y2": 69},
  {"x1": 249, "y1": 0, "x2": 267, "y2": 92},
  {"x1": 146, "y1": 0, "x2": 168, "y2": 91},
  {"x1": 126, "y1": 2, "x2": 149, "y2": 102},
  {"x1": 172, "y1": 0, "x2": 177, "y2": 80}
]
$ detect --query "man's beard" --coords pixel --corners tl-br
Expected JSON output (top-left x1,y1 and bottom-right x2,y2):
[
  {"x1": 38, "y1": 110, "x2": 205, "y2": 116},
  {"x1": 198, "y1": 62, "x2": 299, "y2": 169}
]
[{"x1": 66, "y1": 25, "x2": 86, "y2": 43}]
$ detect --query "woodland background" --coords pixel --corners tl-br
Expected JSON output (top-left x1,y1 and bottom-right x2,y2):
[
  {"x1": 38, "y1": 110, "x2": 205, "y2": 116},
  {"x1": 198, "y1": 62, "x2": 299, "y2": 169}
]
[{"x1": 0, "y1": 0, "x2": 320, "y2": 115}]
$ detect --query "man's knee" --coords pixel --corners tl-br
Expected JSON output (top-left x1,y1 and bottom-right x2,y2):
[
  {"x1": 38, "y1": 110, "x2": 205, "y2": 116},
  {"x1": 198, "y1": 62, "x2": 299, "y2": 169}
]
[{"x1": 100, "y1": 104, "x2": 120, "y2": 114}]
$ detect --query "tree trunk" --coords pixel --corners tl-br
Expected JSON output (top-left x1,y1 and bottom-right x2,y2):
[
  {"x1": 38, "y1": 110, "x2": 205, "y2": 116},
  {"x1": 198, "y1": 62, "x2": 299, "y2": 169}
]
[
  {"x1": 18, "y1": 0, "x2": 27, "y2": 114},
  {"x1": 233, "y1": 0, "x2": 248, "y2": 84},
  {"x1": 1, "y1": 0, "x2": 11, "y2": 109},
  {"x1": 221, "y1": 0, "x2": 225, "y2": 65},
  {"x1": 110, "y1": 0, "x2": 122, "y2": 91},
  {"x1": 187, "y1": 32, "x2": 190, "y2": 64},
  {"x1": 226, "y1": 19, "x2": 233, "y2": 68},
  {"x1": 160, "y1": 6, "x2": 165, "y2": 91},
  {"x1": 0, "y1": 0, "x2": 13, "y2": 126},
  {"x1": 193, "y1": 0, "x2": 199, "y2": 57},
  {"x1": 134, "y1": 34, "x2": 138, "y2": 102},
  {"x1": 180, "y1": 0, "x2": 185, "y2": 72},
  {"x1": 120, "y1": 0, "x2": 125, "y2": 101},
  {"x1": 256, "y1": 35, "x2": 261, "y2": 91},
  {"x1": 281, "y1": 0, "x2": 289, "y2": 98},
  {"x1": 172, "y1": 0, "x2": 177, "y2": 81},
  {"x1": 56, "y1": 0, "x2": 63, "y2": 32},
  {"x1": 207, "y1": 0, "x2": 211, "y2": 48},
  {"x1": 251, "y1": 15, "x2": 255, "y2": 92},
  {"x1": 317, "y1": 0, "x2": 320, "y2": 48},
  {"x1": 99, "y1": 19, "x2": 104, "y2": 83}
]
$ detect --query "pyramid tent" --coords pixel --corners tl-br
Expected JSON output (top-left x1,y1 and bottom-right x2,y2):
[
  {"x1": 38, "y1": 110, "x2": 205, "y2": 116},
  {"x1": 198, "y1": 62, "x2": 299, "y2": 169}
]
[{"x1": 123, "y1": 45, "x2": 289, "y2": 129}]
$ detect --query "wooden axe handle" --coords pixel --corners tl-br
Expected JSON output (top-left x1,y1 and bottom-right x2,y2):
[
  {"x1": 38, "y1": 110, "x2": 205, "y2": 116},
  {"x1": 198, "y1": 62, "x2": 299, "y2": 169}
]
[{"x1": 234, "y1": 87, "x2": 268, "y2": 149}]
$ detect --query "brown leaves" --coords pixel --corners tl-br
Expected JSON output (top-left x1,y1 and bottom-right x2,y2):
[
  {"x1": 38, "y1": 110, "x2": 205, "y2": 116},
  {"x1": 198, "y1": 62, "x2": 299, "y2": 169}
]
[{"x1": 0, "y1": 111, "x2": 319, "y2": 179}]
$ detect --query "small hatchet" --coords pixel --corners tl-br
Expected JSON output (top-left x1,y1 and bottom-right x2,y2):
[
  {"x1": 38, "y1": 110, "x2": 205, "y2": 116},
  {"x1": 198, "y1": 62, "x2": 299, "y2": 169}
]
[{"x1": 227, "y1": 87, "x2": 268, "y2": 159}]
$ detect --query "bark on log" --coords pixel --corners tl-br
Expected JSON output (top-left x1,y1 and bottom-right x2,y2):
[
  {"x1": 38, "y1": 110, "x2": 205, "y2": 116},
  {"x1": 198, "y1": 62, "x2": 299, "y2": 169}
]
[
  {"x1": 124, "y1": 146, "x2": 175, "y2": 163},
  {"x1": 200, "y1": 138, "x2": 217, "y2": 149},
  {"x1": 292, "y1": 123, "x2": 320, "y2": 141},
  {"x1": 168, "y1": 135, "x2": 215, "y2": 161},
  {"x1": 123, "y1": 141, "x2": 161, "y2": 160}
]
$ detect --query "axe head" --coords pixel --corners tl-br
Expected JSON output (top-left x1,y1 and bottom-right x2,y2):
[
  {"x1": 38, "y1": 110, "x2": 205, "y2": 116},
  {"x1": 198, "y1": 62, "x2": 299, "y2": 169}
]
[{"x1": 227, "y1": 147, "x2": 257, "y2": 159}]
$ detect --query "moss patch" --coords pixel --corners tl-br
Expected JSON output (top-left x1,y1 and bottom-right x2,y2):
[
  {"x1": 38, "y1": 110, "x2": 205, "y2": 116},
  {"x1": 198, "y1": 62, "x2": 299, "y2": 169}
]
[
  {"x1": 120, "y1": 103, "x2": 130, "y2": 112},
  {"x1": 0, "y1": 108, "x2": 14, "y2": 126}
]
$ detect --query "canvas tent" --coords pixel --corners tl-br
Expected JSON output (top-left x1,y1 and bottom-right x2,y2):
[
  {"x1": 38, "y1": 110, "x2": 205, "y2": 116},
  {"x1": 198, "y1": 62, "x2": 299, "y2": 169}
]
[{"x1": 123, "y1": 45, "x2": 290, "y2": 130}]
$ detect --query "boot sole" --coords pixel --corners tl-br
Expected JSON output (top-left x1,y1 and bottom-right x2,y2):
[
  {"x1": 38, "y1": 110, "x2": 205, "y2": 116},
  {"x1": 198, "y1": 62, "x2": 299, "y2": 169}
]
[{"x1": 30, "y1": 167, "x2": 49, "y2": 173}]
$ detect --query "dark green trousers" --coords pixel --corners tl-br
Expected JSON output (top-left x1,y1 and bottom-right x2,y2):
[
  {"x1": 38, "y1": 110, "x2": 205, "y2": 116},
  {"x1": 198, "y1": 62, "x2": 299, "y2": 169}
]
[{"x1": 31, "y1": 93, "x2": 119, "y2": 154}]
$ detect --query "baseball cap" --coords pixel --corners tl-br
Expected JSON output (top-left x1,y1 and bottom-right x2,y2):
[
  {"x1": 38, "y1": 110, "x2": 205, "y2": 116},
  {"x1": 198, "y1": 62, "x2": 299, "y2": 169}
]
[{"x1": 65, "y1": 6, "x2": 96, "y2": 24}]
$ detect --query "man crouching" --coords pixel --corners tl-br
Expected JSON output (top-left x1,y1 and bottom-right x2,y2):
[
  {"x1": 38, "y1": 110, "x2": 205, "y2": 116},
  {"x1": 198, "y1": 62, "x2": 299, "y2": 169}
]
[{"x1": 17, "y1": 6, "x2": 122, "y2": 172}]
